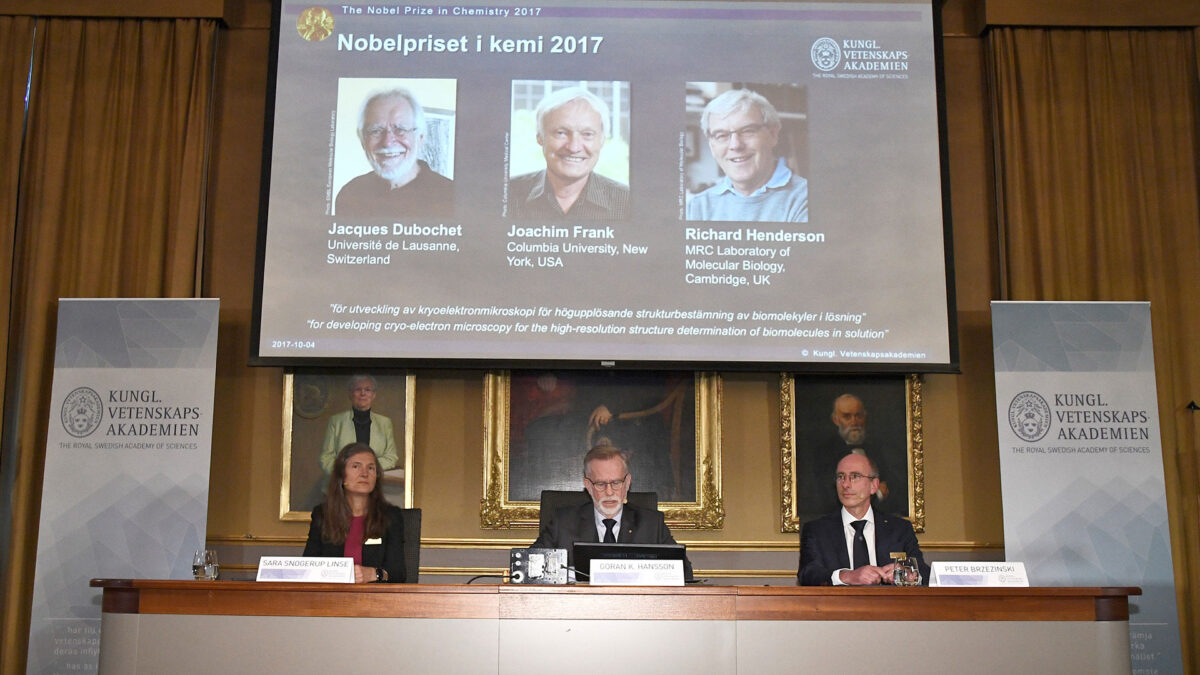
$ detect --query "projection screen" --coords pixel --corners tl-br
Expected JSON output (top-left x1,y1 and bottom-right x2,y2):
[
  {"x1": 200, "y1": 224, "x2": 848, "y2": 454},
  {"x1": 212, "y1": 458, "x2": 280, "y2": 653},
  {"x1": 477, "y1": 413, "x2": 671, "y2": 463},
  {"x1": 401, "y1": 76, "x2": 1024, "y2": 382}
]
[{"x1": 252, "y1": 0, "x2": 958, "y2": 371}]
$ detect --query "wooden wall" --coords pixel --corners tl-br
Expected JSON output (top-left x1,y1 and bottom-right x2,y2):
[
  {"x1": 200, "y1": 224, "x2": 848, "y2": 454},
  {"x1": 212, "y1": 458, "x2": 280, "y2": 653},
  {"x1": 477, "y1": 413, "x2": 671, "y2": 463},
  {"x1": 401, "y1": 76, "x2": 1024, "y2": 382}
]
[{"x1": 198, "y1": 1, "x2": 1006, "y2": 579}]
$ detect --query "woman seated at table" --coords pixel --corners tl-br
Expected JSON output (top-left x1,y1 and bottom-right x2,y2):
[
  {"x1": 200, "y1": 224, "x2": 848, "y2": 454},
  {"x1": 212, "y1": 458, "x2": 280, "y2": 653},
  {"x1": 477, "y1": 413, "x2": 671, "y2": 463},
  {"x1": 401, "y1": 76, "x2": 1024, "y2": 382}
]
[{"x1": 303, "y1": 442, "x2": 406, "y2": 582}]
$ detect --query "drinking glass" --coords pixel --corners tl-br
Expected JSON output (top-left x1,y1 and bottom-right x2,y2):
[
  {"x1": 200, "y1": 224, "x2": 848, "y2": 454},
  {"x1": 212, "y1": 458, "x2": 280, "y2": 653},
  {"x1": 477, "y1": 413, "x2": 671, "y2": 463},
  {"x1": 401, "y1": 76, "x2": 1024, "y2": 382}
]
[
  {"x1": 193, "y1": 549, "x2": 219, "y2": 580},
  {"x1": 894, "y1": 556, "x2": 920, "y2": 586}
]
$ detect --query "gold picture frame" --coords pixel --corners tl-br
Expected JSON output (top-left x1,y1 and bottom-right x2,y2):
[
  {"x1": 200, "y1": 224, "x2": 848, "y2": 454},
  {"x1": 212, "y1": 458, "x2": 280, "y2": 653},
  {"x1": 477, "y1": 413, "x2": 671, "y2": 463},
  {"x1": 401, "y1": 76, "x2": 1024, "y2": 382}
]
[
  {"x1": 780, "y1": 373, "x2": 924, "y2": 533},
  {"x1": 482, "y1": 370, "x2": 723, "y2": 530},
  {"x1": 280, "y1": 370, "x2": 416, "y2": 520}
]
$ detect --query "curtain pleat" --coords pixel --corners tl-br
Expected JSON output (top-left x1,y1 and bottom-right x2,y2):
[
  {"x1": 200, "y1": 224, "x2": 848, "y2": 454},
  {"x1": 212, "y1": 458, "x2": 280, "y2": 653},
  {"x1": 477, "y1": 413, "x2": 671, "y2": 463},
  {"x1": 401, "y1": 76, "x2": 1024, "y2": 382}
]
[
  {"x1": 0, "y1": 16, "x2": 36, "y2": 450},
  {"x1": 0, "y1": 14, "x2": 37, "y2": 675},
  {"x1": 0, "y1": 17, "x2": 215, "y2": 673},
  {"x1": 989, "y1": 26, "x2": 1200, "y2": 671}
]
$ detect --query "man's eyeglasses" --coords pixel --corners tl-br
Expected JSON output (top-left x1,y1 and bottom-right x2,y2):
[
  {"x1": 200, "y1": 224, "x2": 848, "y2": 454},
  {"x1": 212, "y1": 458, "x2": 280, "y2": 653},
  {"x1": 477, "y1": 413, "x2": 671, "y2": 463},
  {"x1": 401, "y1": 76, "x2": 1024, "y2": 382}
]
[
  {"x1": 586, "y1": 475, "x2": 628, "y2": 491},
  {"x1": 364, "y1": 124, "x2": 418, "y2": 142},
  {"x1": 706, "y1": 123, "x2": 766, "y2": 145},
  {"x1": 835, "y1": 472, "x2": 877, "y2": 484}
]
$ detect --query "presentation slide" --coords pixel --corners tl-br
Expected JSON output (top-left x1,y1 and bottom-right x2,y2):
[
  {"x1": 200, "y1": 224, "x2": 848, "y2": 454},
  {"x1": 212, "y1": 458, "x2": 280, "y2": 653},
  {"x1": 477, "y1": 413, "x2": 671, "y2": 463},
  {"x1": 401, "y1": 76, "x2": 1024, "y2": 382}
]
[{"x1": 254, "y1": 0, "x2": 955, "y2": 369}]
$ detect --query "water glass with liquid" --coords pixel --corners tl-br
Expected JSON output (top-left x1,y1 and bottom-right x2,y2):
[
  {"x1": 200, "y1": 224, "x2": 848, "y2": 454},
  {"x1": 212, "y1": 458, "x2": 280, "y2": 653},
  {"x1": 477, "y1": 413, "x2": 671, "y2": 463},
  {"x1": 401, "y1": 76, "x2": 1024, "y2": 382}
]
[{"x1": 192, "y1": 549, "x2": 219, "y2": 580}]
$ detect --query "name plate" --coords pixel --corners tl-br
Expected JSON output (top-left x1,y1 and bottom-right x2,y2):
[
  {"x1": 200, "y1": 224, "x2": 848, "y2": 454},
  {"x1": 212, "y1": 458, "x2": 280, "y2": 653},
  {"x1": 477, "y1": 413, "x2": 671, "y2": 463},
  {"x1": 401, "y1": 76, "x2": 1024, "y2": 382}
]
[
  {"x1": 590, "y1": 559, "x2": 684, "y2": 586},
  {"x1": 256, "y1": 556, "x2": 354, "y2": 583},
  {"x1": 929, "y1": 561, "x2": 1029, "y2": 587}
]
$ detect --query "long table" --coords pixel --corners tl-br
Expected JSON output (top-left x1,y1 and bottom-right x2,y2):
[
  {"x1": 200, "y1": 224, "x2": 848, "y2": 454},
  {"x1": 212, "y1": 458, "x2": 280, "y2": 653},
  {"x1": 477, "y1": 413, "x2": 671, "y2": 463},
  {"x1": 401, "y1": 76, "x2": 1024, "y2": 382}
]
[{"x1": 91, "y1": 580, "x2": 1138, "y2": 674}]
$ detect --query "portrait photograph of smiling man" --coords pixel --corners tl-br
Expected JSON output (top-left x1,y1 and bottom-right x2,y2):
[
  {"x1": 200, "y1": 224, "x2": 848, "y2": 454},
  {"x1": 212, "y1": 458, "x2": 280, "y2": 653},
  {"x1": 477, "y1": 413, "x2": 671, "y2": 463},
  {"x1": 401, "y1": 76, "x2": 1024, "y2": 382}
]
[
  {"x1": 685, "y1": 82, "x2": 808, "y2": 223},
  {"x1": 332, "y1": 78, "x2": 457, "y2": 221},
  {"x1": 507, "y1": 80, "x2": 630, "y2": 220}
]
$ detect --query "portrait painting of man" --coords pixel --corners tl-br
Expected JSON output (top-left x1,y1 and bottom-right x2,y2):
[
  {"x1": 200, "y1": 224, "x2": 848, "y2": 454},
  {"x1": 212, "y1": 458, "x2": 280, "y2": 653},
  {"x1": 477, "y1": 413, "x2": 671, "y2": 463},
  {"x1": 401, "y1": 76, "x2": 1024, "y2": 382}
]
[
  {"x1": 791, "y1": 375, "x2": 912, "y2": 520},
  {"x1": 506, "y1": 371, "x2": 696, "y2": 503}
]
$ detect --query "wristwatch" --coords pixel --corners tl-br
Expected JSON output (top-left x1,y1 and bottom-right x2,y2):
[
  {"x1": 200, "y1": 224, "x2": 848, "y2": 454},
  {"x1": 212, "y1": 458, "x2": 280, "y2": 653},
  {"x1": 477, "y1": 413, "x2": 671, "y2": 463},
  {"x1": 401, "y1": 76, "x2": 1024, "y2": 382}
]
[{"x1": 375, "y1": 567, "x2": 384, "y2": 582}]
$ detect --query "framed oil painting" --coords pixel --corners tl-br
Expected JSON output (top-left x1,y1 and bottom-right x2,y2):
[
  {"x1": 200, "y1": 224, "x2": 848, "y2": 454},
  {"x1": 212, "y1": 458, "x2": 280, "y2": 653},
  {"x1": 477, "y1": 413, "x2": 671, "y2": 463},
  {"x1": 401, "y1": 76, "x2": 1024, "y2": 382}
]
[
  {"x1": 280, "y1": 369, "x2": 415, "y2": 520},
  {"x1": 482, "y1": 370, "x2": 723, "y2": 530},
  {"x1": 781, "y1": 373, "x2": 924, "y2": 532}
]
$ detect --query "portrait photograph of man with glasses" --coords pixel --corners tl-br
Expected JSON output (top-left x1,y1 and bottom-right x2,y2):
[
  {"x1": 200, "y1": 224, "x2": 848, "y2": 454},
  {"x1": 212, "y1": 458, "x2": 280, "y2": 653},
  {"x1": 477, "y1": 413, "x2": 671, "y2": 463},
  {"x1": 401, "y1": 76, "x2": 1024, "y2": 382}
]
[
  {"x1": 333, "y1": 78, "x2": 457, "y2": 220},
  {"x1": 685, "y1": 82, "x2": 808, "y2": 223}
]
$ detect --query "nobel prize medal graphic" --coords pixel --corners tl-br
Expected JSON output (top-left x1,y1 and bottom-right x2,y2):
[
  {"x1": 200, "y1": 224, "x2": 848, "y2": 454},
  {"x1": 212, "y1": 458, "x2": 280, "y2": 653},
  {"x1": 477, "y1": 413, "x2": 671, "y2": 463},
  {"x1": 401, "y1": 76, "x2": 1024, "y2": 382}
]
[{"x1": 297, "y1": 7, "x2": 335, "y2": 42}]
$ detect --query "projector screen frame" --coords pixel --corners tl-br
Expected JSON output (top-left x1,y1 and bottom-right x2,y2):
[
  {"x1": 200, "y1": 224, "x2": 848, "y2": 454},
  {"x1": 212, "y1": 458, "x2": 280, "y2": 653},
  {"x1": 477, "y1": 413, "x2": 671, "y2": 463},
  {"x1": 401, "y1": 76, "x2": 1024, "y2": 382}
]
[{"x1": 249, "y1": 0, "x2": 960, "y2": 374}]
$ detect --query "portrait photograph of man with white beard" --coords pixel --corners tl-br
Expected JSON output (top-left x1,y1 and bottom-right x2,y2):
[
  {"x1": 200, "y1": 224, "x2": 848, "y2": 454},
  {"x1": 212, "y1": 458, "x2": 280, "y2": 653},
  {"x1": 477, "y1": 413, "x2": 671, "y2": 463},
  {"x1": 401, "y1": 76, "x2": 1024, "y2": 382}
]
[
  {"x1": 331, "y1": 78, "x2": 457, "y2": 221},
  {"x1": 791, "y1": 376, "x2": 912, "y2": 520}
]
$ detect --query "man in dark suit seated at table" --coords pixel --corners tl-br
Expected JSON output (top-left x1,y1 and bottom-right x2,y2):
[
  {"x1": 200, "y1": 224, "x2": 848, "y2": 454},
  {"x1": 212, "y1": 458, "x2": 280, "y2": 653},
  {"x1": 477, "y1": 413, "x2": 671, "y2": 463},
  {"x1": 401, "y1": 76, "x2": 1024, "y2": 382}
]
[
  {"x1": 798, "y1": 452, "x2": 929, "y2": 586},
  {"x1": 533, "y1": 443, "x2": 693, "y2": 581}
]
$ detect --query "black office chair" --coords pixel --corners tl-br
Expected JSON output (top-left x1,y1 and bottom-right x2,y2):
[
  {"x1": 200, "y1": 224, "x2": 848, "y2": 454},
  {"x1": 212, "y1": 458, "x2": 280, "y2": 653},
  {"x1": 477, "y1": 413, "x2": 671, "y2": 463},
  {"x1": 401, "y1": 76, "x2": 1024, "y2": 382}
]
[
  {"x1": 537, "y1": 489, "x2": 659, "y2": 532},
  {"x1": 399, "y1": 508, "x2": 421, "y2": 583}
]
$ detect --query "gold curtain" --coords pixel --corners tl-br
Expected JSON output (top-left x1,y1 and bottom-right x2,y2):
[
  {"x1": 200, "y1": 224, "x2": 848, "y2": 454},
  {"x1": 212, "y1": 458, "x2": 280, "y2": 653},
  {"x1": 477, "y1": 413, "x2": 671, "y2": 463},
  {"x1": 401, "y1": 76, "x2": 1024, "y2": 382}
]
[
  {"x1": 0, "y1": 17, "x2": 216, "y2": 673},
  {"x1": 988, "y1": 26, "x2": 1200, "y2": 671},
  {"x1": 0, "y1": 16, "x2": 36, "y2": 438}
]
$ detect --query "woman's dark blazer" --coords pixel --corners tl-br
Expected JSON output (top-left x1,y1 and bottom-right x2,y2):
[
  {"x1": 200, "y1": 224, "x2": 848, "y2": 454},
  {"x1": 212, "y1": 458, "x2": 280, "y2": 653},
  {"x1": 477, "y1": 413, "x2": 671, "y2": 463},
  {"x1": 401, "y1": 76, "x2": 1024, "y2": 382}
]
[{"x1": 303, "y1": 503, "x2": 406, "y2": 583}]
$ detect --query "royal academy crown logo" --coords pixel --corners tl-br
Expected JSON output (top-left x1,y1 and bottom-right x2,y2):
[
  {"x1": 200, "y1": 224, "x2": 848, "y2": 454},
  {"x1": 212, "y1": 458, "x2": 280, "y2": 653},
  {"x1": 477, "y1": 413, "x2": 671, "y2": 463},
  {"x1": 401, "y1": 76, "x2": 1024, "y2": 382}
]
[
  {"x1": 811, "y1": 37, "x2": 841, "y2": 71},
  {"x1": 61, "y1": 387, "x2": 104, "y2": 438},
  {"x1": 1008, "y1": 390, "x2": 1051, "y2": 442}
]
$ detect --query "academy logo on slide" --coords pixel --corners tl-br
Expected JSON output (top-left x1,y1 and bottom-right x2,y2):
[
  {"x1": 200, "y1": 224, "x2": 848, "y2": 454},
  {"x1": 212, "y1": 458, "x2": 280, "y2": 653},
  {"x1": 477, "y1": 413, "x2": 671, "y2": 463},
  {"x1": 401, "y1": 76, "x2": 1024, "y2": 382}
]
[
  {"x1": 297, "y1": 6, "x2": 335, "y2": 42},
  {"x1": 811, "y1": 37, "x2": 841, "y2": 71},
  {"x1": 1008, "y1": 391, "x2": 1051, "y2": 442},
  {"x1": 61, "y1": 387, "x2": 104, "y2": 438},
  {"x1": 810, "y1": 37, "x2": 911, "y2": 79}
]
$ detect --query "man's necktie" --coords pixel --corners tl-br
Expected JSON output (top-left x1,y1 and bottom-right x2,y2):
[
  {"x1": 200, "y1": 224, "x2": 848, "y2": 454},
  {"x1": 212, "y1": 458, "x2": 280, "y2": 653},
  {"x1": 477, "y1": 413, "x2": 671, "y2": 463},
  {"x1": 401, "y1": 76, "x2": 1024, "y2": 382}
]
[
  {"x1": 602, "y1": 518, "x2": 617, "y2": 543},
  {"x1": 851, "y1": 520, "x2": 870, "y2": 569}
]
